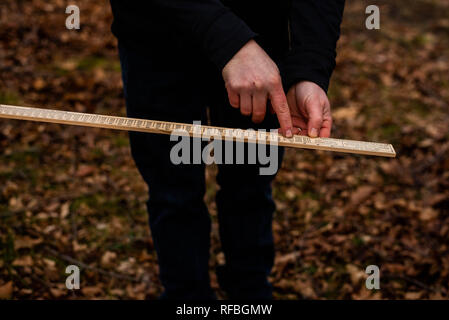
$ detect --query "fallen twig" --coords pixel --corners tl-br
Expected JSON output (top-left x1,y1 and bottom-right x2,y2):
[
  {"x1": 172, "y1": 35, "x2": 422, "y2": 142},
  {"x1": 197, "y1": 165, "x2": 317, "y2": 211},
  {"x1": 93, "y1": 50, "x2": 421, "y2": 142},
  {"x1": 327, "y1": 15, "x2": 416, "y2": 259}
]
[
  {"x1": 44, "y1": 247, "x2": 151, "y2": 285},
  {"x1": 383, "y1": 274, "x2": 438, "y2": 294},
  {"x1": 413, "y1": 142, "x2": 449, "y2": 175}
]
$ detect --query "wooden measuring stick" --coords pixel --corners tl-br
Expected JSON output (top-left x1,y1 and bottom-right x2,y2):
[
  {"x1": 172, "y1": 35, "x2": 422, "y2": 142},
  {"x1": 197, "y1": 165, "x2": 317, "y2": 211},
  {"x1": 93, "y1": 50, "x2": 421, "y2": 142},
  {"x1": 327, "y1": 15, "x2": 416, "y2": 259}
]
[{"x1": 0, "y1": 104, "x2": 396, "y2": 157}]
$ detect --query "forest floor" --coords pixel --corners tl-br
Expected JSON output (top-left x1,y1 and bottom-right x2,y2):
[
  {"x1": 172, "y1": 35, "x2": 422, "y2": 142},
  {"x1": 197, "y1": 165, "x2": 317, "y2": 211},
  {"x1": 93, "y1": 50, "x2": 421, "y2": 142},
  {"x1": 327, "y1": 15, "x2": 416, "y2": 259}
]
[{"x1": 0, "y1": 0, "x2": 448, "y2": 299}]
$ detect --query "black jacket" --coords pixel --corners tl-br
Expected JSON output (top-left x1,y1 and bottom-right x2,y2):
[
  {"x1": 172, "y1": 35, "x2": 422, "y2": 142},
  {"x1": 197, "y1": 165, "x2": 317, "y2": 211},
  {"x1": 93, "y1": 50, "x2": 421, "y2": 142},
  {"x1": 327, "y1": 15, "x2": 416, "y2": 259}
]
[{"x1": 110, "y1": 0, "x2": 345, "y2": 92}]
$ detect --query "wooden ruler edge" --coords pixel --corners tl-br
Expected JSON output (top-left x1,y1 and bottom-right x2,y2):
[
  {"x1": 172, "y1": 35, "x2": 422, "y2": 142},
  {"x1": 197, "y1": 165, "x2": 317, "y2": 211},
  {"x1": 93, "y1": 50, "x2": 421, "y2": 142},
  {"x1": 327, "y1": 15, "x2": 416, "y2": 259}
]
[{"x1": 0, "y1": 104, "x2": 396, "y2": 158}]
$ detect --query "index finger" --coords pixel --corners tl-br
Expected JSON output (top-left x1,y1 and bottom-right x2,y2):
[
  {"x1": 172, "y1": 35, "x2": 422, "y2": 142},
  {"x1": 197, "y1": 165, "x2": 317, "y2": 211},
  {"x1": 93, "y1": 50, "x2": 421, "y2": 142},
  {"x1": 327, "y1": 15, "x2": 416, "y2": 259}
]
[{"x1": 269, "y1": 85, "x2": 293, "y2": 137}]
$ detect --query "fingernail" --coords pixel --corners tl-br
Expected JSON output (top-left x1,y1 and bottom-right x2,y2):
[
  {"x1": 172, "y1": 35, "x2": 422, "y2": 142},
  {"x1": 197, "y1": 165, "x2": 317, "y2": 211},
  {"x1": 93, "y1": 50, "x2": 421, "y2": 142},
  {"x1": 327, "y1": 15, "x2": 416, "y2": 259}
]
[
  {"x1": 310, "y1": 128, "x2": 318, "y2": 137},
  {"x1": 286, "y1": 129, "x2": 292, "y2": 138}
]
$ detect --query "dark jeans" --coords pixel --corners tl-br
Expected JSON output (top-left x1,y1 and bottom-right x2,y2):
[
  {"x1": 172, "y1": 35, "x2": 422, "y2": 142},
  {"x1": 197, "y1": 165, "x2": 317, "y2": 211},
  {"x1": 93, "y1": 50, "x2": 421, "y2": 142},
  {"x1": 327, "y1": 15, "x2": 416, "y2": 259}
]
[{"x1": 118, "y1": 42, "x2": 284, "y2": 300}]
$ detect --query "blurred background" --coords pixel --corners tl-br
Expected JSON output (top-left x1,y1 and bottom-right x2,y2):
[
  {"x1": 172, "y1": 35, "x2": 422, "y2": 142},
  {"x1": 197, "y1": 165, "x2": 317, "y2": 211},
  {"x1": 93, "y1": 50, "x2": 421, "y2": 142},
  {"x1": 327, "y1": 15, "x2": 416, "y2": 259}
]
[{"x1": 0, "y1": 0, "x2": 448, "y2": 300}]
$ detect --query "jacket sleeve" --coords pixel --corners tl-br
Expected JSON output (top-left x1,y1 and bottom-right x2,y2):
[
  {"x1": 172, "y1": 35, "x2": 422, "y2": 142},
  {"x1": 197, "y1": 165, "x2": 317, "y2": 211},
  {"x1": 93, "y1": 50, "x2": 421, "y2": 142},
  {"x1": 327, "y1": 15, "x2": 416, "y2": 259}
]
[
  {"x1": 281, "y1": 0, "x2": 345, "y2": 93},
  {"x1": 151, "y1": 0, "x2": 257, "y2": 71}
]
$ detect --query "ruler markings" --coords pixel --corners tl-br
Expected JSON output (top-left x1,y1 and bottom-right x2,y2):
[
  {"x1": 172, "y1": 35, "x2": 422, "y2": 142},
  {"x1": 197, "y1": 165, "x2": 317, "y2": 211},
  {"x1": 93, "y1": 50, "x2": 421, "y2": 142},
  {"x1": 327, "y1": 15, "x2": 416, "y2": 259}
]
[{"x1": 0, "y1": 104, "x2": 396, "y2": 157}]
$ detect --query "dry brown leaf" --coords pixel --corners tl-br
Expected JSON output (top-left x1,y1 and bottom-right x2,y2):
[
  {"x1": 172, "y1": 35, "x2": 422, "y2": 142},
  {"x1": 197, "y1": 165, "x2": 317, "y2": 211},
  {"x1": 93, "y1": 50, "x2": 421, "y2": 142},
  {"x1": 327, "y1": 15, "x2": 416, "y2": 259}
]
[
  {"x1": 76, "y1": 165, "x2": 96, "y2": 177},
  {"x1": 117, "y1": 257, "x2": 136, "y2": 274},
  {"x1": 275, "y1": 252, "x2": 300, "y2": 265},
  {"x1": 81, "y1": 286, "x2": 103, "y2": 297},
  {"x1": 0, "y1": 282, "x2": 13, "y2": 299},
  {"x1": 60, "y1": 202, "x2": 70, "y2": 219},
  {"x1": 12, "y1": 255, "x2": 33, "y2": 267},
  {"x1": 33, "y1": 78, "x2": 46, "y2": 90},
  {"x1": 72, "y1": 241, "x2": 88, "y2": 252},
  {"x1": 333, "y1": 105, "x2": 360, "y2": 121},
  {"x1": 50, "y1": 288, "x2": 66, "y2": 298},
  {"x1": 350, "y1": 186, "x2": 374, "y2": 206},
  {"x1": 419, "y1": 207, "x2": 439, "y2": 221},
  {"x1": 45, "y1": 202, "x2": 60, "y2": 213},
  {"x1": 43, "y1": 258, "x2": 56, "y2": 269},
  {"x1": 101, "y1": 251, "x2": 117, "y2": 267},
  {"x1": 14, "y1": 236, "x2": 43, "y2": 250},
  {"x1": 404, "y1": 292, "x2": 423, "y2": 300},
  {"x1": 346, "y1": 264, "x2": 366, "y2": 285},
  {"x1": 294, "y1": 280, "x2": 317, "y2": 299}
]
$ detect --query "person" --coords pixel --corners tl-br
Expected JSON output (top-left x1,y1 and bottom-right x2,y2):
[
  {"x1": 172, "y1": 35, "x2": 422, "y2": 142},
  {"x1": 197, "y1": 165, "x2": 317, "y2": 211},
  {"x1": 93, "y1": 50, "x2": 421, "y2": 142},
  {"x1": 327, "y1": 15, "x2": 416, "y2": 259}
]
[{"x1": 109, "y1": 0, "x2": 345, "y2": 299}]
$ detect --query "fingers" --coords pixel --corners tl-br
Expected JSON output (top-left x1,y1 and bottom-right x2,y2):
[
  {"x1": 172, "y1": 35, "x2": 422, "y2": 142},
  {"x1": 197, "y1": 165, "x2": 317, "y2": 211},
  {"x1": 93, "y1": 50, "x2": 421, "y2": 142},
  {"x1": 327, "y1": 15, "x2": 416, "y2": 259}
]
[
  {"x1": 286, "y1": 86, "x2": 296, "y2": 114},
  {"x1": 269, "y1": 84, "x2": 293, "y2": 137},
  {"x1": 320, "y1": 117, "x2": 332, "y2": 137},
  {"x1": 252, "y1": 92, "x2": 267, "y2": 123},
  {"x1": 277, "y1": 127, "x2": 302, "y2": 135},
  {"x1": 305, "y1": 99, "x2": 324, "y2": 138},
  {"x1": 319, "y1": 102, "x2": 332, "y2": 137},
  {"x1": 286, "y1": 86, "x2": 305, "y2": 135},
  {"x1": 240, "y1": 93, "x2": 252, "y2": 116},
  {"x1": 292, "y1": 116, "x2": 307, "y2": 131},
  {"x1": 227, "y1": 89, "x2": 240, "y2": 109},
  {"x1": 222, "y1": 41, "x2": 294, "y2": 134},
  {"x1": 227, "y1": 79, "x2": 290, "y2": 136}
]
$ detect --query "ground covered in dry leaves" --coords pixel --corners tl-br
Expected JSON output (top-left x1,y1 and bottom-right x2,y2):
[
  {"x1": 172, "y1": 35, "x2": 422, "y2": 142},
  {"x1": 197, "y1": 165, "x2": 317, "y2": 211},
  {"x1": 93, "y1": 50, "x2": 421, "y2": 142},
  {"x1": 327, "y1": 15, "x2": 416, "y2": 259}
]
[{"x1": 0, "y1": 0, "x2": 448, "y2": 300}]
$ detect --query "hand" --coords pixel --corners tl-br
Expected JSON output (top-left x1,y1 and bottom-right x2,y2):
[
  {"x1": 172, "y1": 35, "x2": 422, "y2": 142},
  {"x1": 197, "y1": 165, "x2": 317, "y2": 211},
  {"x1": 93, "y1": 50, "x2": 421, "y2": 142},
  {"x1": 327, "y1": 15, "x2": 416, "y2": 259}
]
[
  {"x1": 286, "y1": 81, "x2": 332, "y2": 138},
  {"x1": 222, "y1": 40, "x2": 293, "y2": 137}
]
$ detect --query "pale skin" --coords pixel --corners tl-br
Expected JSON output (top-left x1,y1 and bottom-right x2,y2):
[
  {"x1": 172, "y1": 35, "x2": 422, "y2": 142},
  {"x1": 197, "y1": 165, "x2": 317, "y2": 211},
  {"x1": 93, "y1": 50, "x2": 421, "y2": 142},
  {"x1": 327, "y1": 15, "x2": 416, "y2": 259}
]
[{"x1": 222, "y1": 40, "x2": 332, "y2": 138}]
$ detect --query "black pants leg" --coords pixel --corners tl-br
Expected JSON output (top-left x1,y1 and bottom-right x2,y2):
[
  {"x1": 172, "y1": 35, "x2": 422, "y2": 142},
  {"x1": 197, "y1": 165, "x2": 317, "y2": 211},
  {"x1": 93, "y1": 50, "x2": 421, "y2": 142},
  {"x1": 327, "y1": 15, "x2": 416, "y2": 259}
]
[
  {"x1": 208, "y1": 84, "x2": 284, "y2": 300},
  {"x1": 119, "y1": 42, "x2": 284, "y2": 300},
  {"x1": 119, "y1": 43, "x2": 215, "y2": 300}
]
